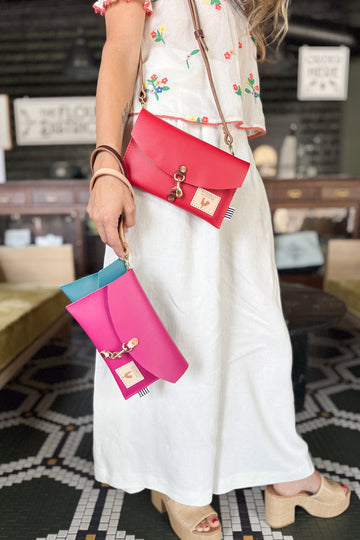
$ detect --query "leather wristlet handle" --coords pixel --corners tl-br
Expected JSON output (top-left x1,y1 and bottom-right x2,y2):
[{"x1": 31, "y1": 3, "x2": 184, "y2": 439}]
[
  {"x1": 138, "y1": 0, "x2": 234, "y2": 152},
  {"x1": 90, "y1": 144, "x2": 127, "y2": 175},
  {"x1": 90, "y1": 167, "x2": 136, "y2": 201},
  {"x1": 118, "y1": 216, "x2": 130, "y2": 262}
]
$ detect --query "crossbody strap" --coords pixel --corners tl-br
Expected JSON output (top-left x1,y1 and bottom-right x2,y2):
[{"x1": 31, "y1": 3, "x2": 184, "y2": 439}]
[{"x1": 138, "y1": 0, "x2": 234, "y2": 154}]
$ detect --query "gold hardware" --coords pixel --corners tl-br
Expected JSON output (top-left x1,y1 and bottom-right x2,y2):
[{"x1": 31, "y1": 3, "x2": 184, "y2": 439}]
[
  {"x1": 168, "y1": 165, "x2": 187, "y2": 202},
  {"x1": 334, "y1": 188, "x2": 350, "y2": 198},
  {"x1": 224, "y1": 134, "x2": 235, "y2": 156},
  {"x1": 139, "y1": 85, "x2": 147, "y2": 108},
  {"x1": 100, "y1": 338, "x2": 139, "y2": 360},
  {"x1": 287, "y1": 189, "x2": 303, "y2": 199}
]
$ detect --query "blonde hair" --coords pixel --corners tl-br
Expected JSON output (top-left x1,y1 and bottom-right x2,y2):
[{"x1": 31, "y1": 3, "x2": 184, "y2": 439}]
[{"x1": 239, "y1": 0, "x2": 289, "y2": 62}]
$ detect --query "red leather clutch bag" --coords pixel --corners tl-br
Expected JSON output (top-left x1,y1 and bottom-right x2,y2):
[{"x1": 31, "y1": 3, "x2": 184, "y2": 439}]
[{"x1": 123, "y1": 109, "x2": 250, "y2": 229}]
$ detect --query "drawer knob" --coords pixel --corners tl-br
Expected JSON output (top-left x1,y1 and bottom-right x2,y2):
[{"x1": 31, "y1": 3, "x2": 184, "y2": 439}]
[
  {"x1": 0, "y1": 196, "x2": 10, "y2": 203},
  {"x1": 45, "y1": 194, "x2": 59, "y2": 203},
  {"x1": 287, "y1": 189, "x2": 303, "y2": 199},
  {"x1": 334, "y1": 188, "x2": 350, "y2": 198}
]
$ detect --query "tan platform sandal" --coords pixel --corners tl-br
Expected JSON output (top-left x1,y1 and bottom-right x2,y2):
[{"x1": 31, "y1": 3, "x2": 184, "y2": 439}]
[
  {"x1": 151, "y1": 490, "x2": 222, "y2": 540},
  {"x1": 265, "y1": 475, "x2": 351, "y2": 528}
]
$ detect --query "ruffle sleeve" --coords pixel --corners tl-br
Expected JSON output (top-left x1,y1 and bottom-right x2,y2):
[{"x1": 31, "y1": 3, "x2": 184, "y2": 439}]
[{"x1": 93, "y1": 0, "x2": 152, "y2": 16}]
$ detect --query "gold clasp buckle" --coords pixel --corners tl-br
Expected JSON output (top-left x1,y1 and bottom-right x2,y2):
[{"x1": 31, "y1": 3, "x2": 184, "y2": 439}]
[
  {"x1": 100, "y1": 338, "x2": 139, "y2": 360},
  {"x1": 168, "y1": 165, "x2": 187, "y2": 202},
  {"x1": 139, "y1": 85, "x2": 147, "y2": 109},
  {"x1": 225, "y1": 134, "x2": 235, "y2": 156}
]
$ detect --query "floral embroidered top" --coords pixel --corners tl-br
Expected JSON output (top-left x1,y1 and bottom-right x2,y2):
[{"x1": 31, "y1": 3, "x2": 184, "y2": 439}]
[{"x1": 93, "y1": 0, "x2": 266, "y2": 138}]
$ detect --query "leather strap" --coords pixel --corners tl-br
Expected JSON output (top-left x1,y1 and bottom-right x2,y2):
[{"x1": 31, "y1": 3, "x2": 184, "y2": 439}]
[
  {"x1": 118, "y1": 216, "x2": 130, "y2": 259},
  {"x1": 90, "y1": 167, "x2": 136, "y2": 201},
  {"x1": 90, "y1": 144, "x2": 127, "y2": 175},
  {"x1": 138, "y1": 0, "x2": 234, "y2": 151}
]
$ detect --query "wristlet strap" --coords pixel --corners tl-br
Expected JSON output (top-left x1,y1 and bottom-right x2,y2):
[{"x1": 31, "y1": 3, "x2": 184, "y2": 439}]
[
  {"x1": 90, "y1": 167, "x2": 136, "y2": 201},
  {"x1": 90, "y1": 144, "x2": 127, "y2": 175},
  {"x1": 138, "y1": 0, "x2": 234, "y2": 153},
  {"x1": 118, "y1": 216, "x2": 130, "y2": 264}
]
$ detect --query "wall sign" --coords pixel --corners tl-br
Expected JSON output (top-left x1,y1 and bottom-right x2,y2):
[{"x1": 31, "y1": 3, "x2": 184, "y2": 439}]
[
  {"x1": 0, "y1": 95, "x2": 12, "y2": 150},
  {"x1": 13, "y1": 97, "x2": 96, "y2": 145},
  {"x1": 297, "y1": 45, "x2": 350, "y2": 101}
]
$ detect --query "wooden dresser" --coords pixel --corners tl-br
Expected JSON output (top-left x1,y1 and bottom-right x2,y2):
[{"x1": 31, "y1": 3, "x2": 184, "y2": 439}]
[
  {"x1": 0, "y1": 177, "x2": 359, "y2": 278},
  {"x1": 0, "y1": 180, "x2": 89, "y2": 276},
  {"x1": 263, "y1": 177, "x2": 360, "y2": 238}
]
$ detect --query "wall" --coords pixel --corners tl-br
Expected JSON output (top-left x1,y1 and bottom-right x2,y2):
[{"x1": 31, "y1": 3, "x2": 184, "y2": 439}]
[
  {"x1": 342, "y1": 8, "x2": 360, "y2": 176},
  {"x1": 0, "y1": 0, "x2": 359, "y2": 180},
  {"x1": 0, "y1": 0, "x2": 100, "y2": 180}
]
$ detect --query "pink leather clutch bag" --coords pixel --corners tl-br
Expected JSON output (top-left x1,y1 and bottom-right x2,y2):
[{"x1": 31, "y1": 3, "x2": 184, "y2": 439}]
[{"x1": 66, "y1": 269, "x2": 188, "y2": 400}]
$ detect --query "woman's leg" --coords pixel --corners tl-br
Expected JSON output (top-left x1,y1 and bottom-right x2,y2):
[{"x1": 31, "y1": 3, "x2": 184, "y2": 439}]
[{"x1": 266, "y1": 471, "x2": 350, "y2": 529}]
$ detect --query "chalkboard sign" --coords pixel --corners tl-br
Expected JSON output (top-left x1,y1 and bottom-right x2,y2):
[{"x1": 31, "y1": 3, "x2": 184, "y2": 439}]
[
  {"x1": 13, "y1": 97, "x2": 96, "y2": 145},
  {"x1": 298, "y1": 46, "x2": 350, "y2": 101}
]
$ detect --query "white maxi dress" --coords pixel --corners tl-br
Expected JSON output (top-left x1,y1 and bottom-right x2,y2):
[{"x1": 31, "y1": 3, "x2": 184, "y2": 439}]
[{"x1": 92, "y1": 0, "x2": 314, "y2": 506}]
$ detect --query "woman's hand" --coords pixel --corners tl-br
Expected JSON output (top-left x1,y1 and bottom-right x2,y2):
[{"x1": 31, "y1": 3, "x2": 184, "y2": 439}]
[{"x1": 87, "y1": 175, "x2": 136, "y2": 260}]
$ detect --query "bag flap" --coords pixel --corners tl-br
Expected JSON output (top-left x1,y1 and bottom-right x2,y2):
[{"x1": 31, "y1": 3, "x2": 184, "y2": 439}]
[
  {"x1": 98, "y1": 258, "x2": 127, "y2": 288},
  {"x1": 130, "y1": 109, "x2": 250, "y2": 190},
  {"x1": 61, "y1": 274, "x2": 99, "y2": 303},
  {"x1": 106, "y1": 270, "x2": 188, "y2": 383},
  {"x1": 61, "y1": 258, "x2": 127, "y2": 302}
]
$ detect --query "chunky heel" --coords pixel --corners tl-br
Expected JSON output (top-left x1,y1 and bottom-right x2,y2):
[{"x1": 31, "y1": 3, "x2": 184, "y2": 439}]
[
  {"x1": 151, "y1": 490, "x2": 167, "y2": 514},
  {"x1": 265, "y1": 486, "x2": 296, "y2": 528},
  {"x1": 150, "y1": 490, "x2": 221, "y2": 539},
  {"x1": 265, "y1": 475, "x2": 351, "y2": 529}
]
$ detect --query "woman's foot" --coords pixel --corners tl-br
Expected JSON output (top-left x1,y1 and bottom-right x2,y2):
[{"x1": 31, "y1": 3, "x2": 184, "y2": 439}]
[
  {"x1": 266, "y1": 471, "x2": 351, "y2": 528},
  {"x1": 273, "y1": 469, "x2": 348, "y2": 497},
  {"x1": 194, "y1": 515, "x2": 220, "y2": 533},
  {"x1": 151, "y1": 490, "x2": 221, "y2": 537},
  {"x1": 273, "y1": 469, "x2": 322, "y2": 496}
]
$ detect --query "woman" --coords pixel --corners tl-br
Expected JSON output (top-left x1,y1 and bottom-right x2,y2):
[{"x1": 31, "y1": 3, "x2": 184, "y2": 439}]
[{"x1": 88, "y1": 1, "x2": 351, "y2": 538}]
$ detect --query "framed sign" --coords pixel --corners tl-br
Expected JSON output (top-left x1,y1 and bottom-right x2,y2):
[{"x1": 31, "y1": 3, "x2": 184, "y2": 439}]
[
  {"x1": 13, "y1": 97, "x2": 96, "y2": 145},
  {"x1": 0, "y1": 95, "x2": 12, "y2": 150},
  {"x1": 298, "y1": 45, "x2": 350, "y2": 101}
]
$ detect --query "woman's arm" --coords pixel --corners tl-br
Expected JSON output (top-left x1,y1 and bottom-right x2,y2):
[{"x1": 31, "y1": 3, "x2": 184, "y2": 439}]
[{"x1": 87, "y1": 0, "x2": 146, "y2": 259}]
